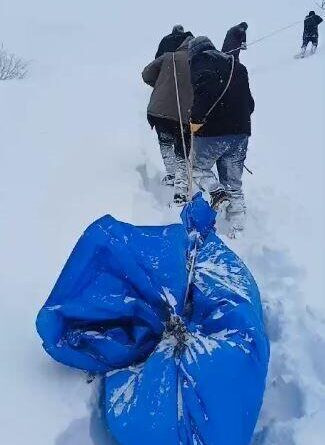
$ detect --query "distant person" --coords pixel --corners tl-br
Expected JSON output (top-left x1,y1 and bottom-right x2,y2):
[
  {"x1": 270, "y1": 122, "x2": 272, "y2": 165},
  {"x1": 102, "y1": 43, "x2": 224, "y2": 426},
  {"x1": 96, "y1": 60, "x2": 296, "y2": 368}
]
[
  {"x1": 155, "y1": 25, "x2": 193, "y2": 58},
  {"x1": 189, "y1": 36, "x2": 255, "y2": 234},
  {"x1": 142, "y1": 35, "x2": 194, "y2": 205},
  {"x1": 222, "y1": 22, "x2": 248, "y2": 60},
  {"x1": 300, "y1": 11, "x2": 323, "y2": 57}
]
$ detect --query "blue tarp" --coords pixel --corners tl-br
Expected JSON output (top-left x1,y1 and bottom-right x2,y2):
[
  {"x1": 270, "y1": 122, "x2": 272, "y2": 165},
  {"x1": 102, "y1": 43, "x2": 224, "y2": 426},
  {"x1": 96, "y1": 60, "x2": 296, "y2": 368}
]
[{"x1": 37, "y1": 194, "x2": 269, "y2": 445}]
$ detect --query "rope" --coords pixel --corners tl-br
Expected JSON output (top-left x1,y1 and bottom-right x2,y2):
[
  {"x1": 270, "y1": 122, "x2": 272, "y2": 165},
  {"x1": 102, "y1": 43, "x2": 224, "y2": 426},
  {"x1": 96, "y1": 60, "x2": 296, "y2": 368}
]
[
  {"x1": 172, "y1": 52, "x2": 194, "y2": 200},
  {"x1": 188, "y1": 133, "x2": 195, "y2": 199},
  {"x1": 204, "y1": 55, "x2": 235, "y2": 121},
  {"x1": 315, "y1": 1, "x2": 325, "y2": 11},
  {"x1": 244, "y1": 164, "x2": 253, "y2": 175}
]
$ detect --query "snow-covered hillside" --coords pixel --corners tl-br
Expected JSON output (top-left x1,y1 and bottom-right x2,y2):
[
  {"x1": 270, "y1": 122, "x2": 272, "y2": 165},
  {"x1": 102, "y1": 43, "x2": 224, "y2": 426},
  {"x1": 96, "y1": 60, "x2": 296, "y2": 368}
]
[{"x1": 0, "y1": 1, "x2": 324, "y2": 444}]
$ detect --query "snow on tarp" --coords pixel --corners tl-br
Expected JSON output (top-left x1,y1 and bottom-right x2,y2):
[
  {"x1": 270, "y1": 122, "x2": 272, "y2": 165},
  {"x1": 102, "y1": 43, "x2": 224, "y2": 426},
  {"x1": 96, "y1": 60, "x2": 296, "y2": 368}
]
[{"x1": 36, "y1": 193, "x2": 269, "y2": 445}]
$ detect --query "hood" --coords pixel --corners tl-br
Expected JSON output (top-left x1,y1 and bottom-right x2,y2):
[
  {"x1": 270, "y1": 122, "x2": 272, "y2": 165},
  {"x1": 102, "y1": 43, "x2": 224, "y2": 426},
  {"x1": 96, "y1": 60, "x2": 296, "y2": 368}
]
[
  {"x1": 188, "y1": 36, "x2": 216, "y2": 60},
  {"x1": 172, "y1": 24, "x2": 184, "y2": 34},
  {"x1": 239, "y1": 22, "x2": 248, "y2": 30}
]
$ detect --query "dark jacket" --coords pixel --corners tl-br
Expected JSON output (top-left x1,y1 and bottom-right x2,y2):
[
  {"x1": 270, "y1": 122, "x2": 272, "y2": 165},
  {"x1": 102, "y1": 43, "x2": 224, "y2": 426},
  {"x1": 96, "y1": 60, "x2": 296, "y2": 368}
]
[
  {"x1": 189, "y1": 37, "x2": 254, "y2": 137},
  {"x1": 222, "y1": 24, "x2": 247, "y2": 59},
  {"x1": 304, "y1": 13, "x2": 323, "y2": 37},
  {"x1": 142, "y1": 37, "x2": 194, "y2": 125},
  {"x1": 155, "y1": 30, "x2": 193, "y2": 58}
]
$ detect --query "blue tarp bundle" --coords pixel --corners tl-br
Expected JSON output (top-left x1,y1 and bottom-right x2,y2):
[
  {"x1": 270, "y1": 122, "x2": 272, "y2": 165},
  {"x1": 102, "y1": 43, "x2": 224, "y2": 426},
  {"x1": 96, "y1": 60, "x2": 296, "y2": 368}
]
[{"x1": 37, "y1": 194, "x2": 269, "y2": 445}]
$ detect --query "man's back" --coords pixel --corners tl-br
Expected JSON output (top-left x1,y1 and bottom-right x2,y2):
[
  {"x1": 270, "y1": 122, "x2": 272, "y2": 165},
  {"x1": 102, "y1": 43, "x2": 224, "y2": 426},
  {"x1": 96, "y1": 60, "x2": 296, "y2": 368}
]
[
  {"x1": 155, "y1": 26, "x2": 193, "y2": 58},
  {"x1": 143, "y1": 37, "x2": 194, "y2": 124},
  {"x1": 190, "y1": 48, "x2": 254, "y2": 137},
  {"x1": 304, "y1": 12, "x2": 323, "y2": 36}
]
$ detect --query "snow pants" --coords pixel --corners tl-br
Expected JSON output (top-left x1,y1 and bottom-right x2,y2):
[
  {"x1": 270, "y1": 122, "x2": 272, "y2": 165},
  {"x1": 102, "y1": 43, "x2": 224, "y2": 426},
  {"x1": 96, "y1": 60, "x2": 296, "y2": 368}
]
[
  {"x1": 193, "y1": 134, "x2": 248, "y2": 214},
  {"x1": 155, "y1": 121, "x2": 190, "y2": 195},
  {"x1": 302, "y1": 33, "x2": 319, "y2": 48}
]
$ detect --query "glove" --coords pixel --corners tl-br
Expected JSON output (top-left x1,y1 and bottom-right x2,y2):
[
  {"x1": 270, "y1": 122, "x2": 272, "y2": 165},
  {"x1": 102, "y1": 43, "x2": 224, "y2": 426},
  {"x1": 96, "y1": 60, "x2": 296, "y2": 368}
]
[
  {"x1": 241, "y1": 42, "x2": 248, "y2": 50},
  {"x1": 190, "y1": 123, "x2": 204, "y2": 134}
]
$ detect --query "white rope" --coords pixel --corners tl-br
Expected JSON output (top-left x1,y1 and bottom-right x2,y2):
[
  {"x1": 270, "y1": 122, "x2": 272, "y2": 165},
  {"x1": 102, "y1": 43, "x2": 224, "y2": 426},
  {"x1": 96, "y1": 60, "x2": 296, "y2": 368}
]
[
  {"x1": 172, "y1": 52, "x2": 193, "y2": 200},
  {"x1": 188, "y1": 132, "x2": 195, "y2": 200},
  {"x1": 204, "y1": 55, "x2": 235, "y2": 121}
]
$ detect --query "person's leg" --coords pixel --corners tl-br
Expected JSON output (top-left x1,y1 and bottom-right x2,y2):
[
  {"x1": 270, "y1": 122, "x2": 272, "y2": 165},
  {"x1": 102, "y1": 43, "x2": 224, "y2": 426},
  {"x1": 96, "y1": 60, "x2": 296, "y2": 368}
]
[
  {"x1": 155, "y1": 125, "x2": 176, "y2": 184},
  {"x1": 311, "y1": 35, "x2": 318, "y2": 54},
  {"x1": 192, "y1": 136, "x2": 223, "y2": 193},
  {"x1": 300, "y1": 34, "x2": 309, "y2": 56},
  {"x1": 218, "y1": 135, "x2": 249, "y2": 230},
  {"x1": 173, "y1": 126, "x2": 191, "y2": 204},
  {"x1": 192, "y1": 135, "x2": 232, "y2": 208}
]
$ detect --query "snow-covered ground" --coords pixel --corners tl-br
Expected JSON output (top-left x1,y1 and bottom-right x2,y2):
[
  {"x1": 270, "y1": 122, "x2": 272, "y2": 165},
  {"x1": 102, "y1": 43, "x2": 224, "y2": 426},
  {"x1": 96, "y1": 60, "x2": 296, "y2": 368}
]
[{"x1": 0, "y1": 1, "x2": 324, "y2": 444}]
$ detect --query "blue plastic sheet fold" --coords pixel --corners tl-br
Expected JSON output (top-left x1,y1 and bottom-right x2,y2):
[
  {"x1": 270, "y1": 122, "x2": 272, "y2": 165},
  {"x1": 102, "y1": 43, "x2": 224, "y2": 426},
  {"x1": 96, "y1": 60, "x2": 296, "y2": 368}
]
[{"x1": 37, "y1": 194, "x2": 269, "y2": 445}]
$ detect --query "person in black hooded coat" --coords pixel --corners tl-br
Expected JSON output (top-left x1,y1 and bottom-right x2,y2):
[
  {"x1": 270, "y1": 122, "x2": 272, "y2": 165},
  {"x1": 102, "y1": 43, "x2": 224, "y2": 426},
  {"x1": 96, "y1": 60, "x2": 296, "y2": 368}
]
[
  {"x1": 300, "y1": 11, "x2": 323, "y2": 56},
  {"x1": 155, "y1": 25, "x2": 193, "y2": 58},
  {"x1": 222, "y1": 22, "x2": 248, "y2": 60},
  {"x1": 189, "y1": 36, "x2": 255, "y2": 234}
]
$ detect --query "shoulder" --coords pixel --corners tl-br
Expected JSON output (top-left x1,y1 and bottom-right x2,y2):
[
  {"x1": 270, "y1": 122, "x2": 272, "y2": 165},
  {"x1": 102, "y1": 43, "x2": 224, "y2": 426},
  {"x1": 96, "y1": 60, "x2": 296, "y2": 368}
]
[
  {"x1": 191, "y1": 51, "x2": 213, "y2": 68},
  {"x1": 160, "y1": 33, "x2": 173, "y2": 43},
  {"x1": 236, "y1": 61, "x2": 248, "y2": 72},
  {"x1": 235, "y1": 62, "x2": 249, "y2": 79}
]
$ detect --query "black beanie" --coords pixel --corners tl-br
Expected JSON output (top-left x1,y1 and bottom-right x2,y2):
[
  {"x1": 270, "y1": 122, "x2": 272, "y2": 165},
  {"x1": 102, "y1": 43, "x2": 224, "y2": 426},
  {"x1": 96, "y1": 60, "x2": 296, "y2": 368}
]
[{"x1": 173, "y1": 25, "x2": 184, "y2": 34}]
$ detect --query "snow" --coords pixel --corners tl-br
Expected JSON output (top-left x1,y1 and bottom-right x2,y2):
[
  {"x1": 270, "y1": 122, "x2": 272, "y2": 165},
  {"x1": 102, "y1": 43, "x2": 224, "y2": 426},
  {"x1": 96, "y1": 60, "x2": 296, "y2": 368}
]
[{"x1": 0, "y1": 0, "x2": 324, "y2": 444}]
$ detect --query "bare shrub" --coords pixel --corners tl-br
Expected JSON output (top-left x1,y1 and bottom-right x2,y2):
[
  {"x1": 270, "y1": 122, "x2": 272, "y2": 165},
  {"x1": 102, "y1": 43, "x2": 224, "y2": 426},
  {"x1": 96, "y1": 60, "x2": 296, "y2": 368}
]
[{"x1": 0, "y1": 45, "x2": 29, "y2": 80}]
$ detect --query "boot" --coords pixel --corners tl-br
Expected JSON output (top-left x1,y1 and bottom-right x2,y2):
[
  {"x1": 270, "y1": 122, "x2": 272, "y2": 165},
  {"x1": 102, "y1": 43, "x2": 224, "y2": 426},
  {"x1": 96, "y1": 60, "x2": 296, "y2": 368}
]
[
  {"x1": 173, "y1": 193, "x2": 188, "y2": 207},
  {"x1": 311, "y1": 44, "x2": 317, "y2": 55},
  {"x1": 210, "y1": 189, "x2": 229, "y2": 210},
  {"x1": 161, "y1": 174, "x2": 175, "y2": 187}
]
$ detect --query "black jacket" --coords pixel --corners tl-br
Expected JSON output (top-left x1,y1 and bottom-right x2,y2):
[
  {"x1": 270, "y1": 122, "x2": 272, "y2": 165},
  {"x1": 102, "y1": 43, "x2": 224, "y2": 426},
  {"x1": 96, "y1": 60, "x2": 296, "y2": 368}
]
[
  {"x1": 155, "y1": 31, "x2": 193, "y2": 58},
  {"x1": 222, "y1": 25, "x2": 247, "y2": 58},
  {"x1": 190, "y1": 42, "x2": 254, "y2": 137},
  {"x1": 304, "y1": 13, "x2": 323, "y2": 37}
]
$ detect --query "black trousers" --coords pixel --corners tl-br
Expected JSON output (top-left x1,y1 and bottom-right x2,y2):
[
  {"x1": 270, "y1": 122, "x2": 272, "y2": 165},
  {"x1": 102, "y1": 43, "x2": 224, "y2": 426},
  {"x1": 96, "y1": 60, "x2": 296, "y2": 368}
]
[
  {"x1": 150, "y1": 116, "x2": 191, "y2": 159},
  {"x1": 302, "y1": 33, "x2": 319, "y2": 47}
]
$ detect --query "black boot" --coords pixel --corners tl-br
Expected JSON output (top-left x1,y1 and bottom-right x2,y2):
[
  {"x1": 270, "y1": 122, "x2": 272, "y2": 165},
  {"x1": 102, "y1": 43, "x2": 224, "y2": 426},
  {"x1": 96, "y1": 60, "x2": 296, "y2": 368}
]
[
  {"x1": 161, "y1": 174, "x2": 175, "y2": 186},
  {"x1": 210, "y1": 189, "x2": 229, "y2": 210},
  {"x1": 173, "y1": 193, "x2": 188, "y2": 206}
]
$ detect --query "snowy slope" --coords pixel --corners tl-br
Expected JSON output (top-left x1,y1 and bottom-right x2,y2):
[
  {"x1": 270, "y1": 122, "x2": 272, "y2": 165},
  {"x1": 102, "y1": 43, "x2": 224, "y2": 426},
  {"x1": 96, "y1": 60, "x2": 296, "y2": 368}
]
[{"x1": 0, "y1": 1, "x2": 324, "y2": 444}]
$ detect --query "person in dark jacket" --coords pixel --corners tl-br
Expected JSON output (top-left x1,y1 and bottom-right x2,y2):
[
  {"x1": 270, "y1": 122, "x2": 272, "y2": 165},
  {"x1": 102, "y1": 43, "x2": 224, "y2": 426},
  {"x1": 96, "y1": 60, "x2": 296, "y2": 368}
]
[
  {"x1": 300, "y1": 11, "x2": 323, "y2": 57},
  {"x1": 155, "y1": 25, "x2": 193, "y2": 59},
  {"x1": 189, "y1": 36, "x2": 255, "y2": 234},
  {"x1": 222, "y1": 22, "x2": 248, "y2": 61},
  {"x1": 143, "y1": 36, "x2": 194, "y2": 205}
]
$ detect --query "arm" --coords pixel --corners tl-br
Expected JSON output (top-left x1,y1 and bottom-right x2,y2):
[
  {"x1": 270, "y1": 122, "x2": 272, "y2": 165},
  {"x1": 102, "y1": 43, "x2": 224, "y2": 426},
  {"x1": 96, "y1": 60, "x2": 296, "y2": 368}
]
[
  {"x1": 235, "y1": 27, "x2": 246, "y2": 44},
  {"x1": 241, "y1": 29, "x2": 247, "y2": 44},
  {"x1": 155, "y1": 36, "x2": 167, "y2": 58},
  {"x1": 142, "y1": 56, "x2": 164, "y2": 87},
  {"x1": 243, "y1": 66, "x2": 255, "y2": 114},
  {"x1": 155, "y1": 43, "x2": 164, "y2": 59},
  {"x1": 316, "y1": 15, "x2": 323, "y2": 25}
]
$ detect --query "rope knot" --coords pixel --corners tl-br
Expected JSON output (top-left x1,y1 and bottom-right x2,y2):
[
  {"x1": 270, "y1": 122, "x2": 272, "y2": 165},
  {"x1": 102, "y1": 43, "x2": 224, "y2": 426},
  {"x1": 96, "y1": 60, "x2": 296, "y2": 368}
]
[{"x1": 166, "y1": 315, "x2": 188, "y2": 347}]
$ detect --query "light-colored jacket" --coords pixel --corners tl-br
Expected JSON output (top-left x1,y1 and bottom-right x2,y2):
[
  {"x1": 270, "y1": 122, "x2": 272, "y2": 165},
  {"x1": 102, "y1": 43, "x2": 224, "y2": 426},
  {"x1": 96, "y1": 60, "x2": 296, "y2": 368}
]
[{"x1": 142, "y1": 37, "x2": 194, "y2": 124}]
